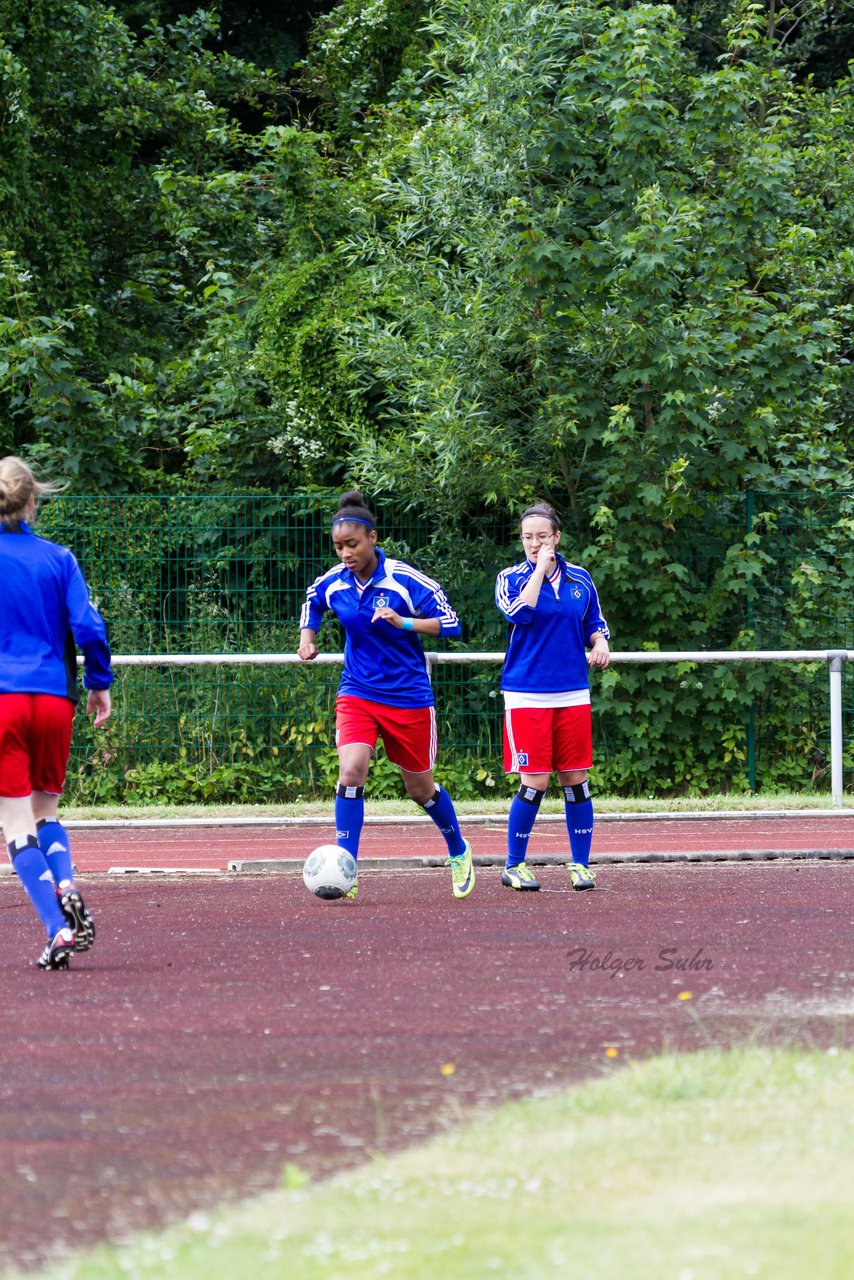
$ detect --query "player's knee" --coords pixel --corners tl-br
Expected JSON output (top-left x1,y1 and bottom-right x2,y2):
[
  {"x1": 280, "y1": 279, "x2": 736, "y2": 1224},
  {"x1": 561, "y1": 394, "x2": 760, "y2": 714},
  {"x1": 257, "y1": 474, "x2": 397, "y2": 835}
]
[
  {"x1": 557, "y1": 769, "x2": 588, "y2": 787},
  {"x1": 337, "y1": 764, "x2": 368, "y2": 788},
  {"x1": 520, "y1": 773, "x2": 550, "y2": 792},
  {"x1": 404, "y1": 778, "x2": 435, "y2": 805}
]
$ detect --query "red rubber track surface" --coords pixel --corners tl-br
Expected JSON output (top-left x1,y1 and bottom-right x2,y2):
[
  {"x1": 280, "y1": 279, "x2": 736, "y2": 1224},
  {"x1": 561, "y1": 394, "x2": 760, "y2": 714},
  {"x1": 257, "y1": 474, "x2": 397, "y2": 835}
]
[
  {"x1": 1, "y1": 861, "x2": 853, "y2": 1272},
  {"x1": 59, "y1": 814, "x2": 854, "y2": 871}
]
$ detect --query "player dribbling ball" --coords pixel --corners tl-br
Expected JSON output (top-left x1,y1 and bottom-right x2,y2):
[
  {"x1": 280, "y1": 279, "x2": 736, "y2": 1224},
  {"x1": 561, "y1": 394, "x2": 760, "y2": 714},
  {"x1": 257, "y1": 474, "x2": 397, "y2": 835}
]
[{"x1": 297, "y1": 491, "x2": 475, "y2": 901}]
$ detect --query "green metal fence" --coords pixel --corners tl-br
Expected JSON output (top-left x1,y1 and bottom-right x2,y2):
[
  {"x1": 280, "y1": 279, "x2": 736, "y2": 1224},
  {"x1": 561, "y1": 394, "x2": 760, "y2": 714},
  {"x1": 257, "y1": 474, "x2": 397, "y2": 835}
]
[{"x1": 36, "y1": 491, "x2": 852, "y2": 803}]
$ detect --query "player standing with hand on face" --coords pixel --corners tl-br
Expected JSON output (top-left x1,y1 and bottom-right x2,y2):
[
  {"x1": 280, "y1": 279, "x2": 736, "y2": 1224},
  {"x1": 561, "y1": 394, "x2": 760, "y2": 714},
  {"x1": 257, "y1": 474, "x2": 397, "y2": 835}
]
[
  {"x1": 495, "y1": 502, "x2": 610, "y2": 891},
  {"x1": 298, "y1": 491, "x2": 475, "y2": 900},
  {"x1": 0, "y1": 457, "x2": 112, "y2": 969}
]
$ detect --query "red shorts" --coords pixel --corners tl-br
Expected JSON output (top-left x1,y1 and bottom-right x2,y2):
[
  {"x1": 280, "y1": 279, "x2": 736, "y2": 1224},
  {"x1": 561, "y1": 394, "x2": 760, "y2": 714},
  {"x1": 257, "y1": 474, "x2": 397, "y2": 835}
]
[
  {"x1": 503, "y1": 704, "x2": 593, "y2": 774},
  {"x1": 336, "y1": 695, "x2": 437, "y2": 774},
  {"x1": 0, "y1": 694, "x2": 76, "y2": 797}
]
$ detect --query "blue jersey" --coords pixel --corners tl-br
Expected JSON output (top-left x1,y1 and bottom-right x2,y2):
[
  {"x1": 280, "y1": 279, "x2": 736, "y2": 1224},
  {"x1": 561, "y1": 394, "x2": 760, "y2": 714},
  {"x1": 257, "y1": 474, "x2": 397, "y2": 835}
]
[
  {"x1": 300, "y1": 548, "x2": 461, "y2": 708},
  {"x1": 496, "y1": 554, "x2": 609, "y2": 694},
  {"x1": 0, "y1": 522, "x2": 113, "y2": 701}
]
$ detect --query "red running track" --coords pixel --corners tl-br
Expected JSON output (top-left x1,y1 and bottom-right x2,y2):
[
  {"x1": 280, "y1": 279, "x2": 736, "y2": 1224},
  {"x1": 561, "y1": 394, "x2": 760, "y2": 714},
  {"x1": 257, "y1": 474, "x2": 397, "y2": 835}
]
[
  {"x1": 51, "y1": 813, "x2": 854, "y2": 872},
  {"x1": 1, "y1": 862, "x2": 853, "y2": 1270}
]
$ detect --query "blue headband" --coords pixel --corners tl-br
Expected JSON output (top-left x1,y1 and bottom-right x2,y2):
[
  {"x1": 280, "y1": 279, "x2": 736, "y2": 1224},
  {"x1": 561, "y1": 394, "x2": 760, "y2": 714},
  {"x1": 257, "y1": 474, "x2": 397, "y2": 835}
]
[{"x1": 332, "y1": 514, "x2": 375, "y2": 529}]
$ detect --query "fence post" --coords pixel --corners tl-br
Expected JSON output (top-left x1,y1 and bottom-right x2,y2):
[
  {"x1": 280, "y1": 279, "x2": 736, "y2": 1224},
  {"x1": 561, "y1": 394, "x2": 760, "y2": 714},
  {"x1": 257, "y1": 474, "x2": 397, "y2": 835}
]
[
  {"x1": 745, "y1": 490, "x2": 757, "y2": 793},
  {"x1": 828, "y1": 651, "x2": 847, "y2": 808}
]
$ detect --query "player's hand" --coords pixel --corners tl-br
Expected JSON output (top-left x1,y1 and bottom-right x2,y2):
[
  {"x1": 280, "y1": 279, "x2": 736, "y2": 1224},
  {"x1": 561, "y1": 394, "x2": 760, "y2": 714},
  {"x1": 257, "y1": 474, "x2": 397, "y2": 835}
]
[
  {"x1": 533, "y1": 539, "x2": 557, "y2": 576},
  {"x1": 298, "y1": 641, "x2": 318, "y2": 661},
  {"x1": 87, "y1": 688, "x2": 112, "y2": 727},
  {"x1": 588, "y1": 637, "x2": 610, "y2": 670},
  {"x1": 371, "y1": 607, "x2": 403, "y2": 628}
]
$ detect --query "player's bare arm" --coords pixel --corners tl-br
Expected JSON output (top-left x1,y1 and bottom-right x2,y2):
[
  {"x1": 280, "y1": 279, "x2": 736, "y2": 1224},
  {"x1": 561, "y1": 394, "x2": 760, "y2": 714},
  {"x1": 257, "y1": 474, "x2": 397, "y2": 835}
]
[
  {"x1": 588, "y1": 632, "x2": 610, "y2": 670},
  {"x1": 298, "y1": 628, "x2": 319, "y2": 660}
]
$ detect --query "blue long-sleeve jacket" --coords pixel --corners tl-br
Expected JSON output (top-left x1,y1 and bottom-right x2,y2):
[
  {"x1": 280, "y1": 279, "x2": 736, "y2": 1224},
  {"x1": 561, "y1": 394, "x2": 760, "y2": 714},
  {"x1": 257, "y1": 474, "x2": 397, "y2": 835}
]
[
  {"x1": 300, "y1": 548, "x2": 460, "y2": 708},
  {"x1": 0, "y1": 522, "x2": 113, "y2": 701},
  {"x1": 495, "y1": 554, "x2": 609, "y2": 694}
]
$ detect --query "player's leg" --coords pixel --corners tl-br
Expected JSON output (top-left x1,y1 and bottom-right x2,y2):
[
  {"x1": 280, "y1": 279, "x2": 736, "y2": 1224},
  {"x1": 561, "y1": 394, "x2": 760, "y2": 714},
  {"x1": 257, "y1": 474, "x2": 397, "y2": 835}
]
[
  {"x1": 402, "y1": 766, "x2": 474, "y2": 900},
  {"x1": 501, "y1": 707, "x2": 549, "y2": 889},
  {"x1": 33, "y1": 792, "x2": 71, "y2": 881},
  {"x1": 1, "y1": 794, "x2": 71, "y2": 952},
  {"x1": 34, "y1": 789, "x2": 97, "y2": 952},
  {"x1": 556, "y1": 704, "x2": 596, "y2": 890},
  {"x1": 0, "y1": 695, "x2": 72, "y2": 966},
  {"x1": 387, "y1": 706, "x2": 474, "y2": 899},
  {"x1": 333, "y1": 696, "x2": 377, "y2": 860},
  {"x1": 28, "y1": 694, "x2": 97, "y2": 948},
  {"x1": 29, "y1": 695, "x2": 95, "y2": 948},
  {"x1": 334, "y1": 744, "x2": 372, "y2": 859}
]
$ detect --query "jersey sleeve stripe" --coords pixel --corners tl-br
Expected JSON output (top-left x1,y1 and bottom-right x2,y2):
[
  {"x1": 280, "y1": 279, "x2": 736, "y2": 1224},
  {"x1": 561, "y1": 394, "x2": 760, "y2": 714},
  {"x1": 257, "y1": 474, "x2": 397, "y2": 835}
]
[{"x1": 495, "y1": 570, "x2": 530, "y2": 617}]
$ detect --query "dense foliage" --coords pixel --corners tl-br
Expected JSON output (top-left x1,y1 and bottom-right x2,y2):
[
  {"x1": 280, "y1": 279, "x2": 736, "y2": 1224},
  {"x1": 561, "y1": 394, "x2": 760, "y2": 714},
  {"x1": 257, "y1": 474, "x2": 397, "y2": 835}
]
[{"x1": 2, "y1": 1, "x2": 852, "y2": 798}]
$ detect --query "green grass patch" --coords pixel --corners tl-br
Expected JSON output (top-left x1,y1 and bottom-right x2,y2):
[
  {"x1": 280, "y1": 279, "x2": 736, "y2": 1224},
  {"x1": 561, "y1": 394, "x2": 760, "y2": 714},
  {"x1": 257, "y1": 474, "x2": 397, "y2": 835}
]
[
  {"x1": 61, "y1": 792, "x2": 851, "y2": 822},
  {"x1": 23, "y1": 1048, "x2": 854, "y2": 1280}
]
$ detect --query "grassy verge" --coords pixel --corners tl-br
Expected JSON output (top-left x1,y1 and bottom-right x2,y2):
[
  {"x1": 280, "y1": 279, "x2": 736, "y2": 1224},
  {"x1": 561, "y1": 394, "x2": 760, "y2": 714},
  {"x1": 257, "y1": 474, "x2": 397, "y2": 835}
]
[
  {"x1": 24, "y1": 1048, "x2": 854, "y2": 1280},
  {"x1": 61, "y1": 792, "x2": 851, "y2": 822}
]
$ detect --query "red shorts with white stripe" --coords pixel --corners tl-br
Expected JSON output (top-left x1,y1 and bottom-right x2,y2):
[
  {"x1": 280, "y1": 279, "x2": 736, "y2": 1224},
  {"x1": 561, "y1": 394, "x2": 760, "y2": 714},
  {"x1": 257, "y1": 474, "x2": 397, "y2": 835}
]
[
  {"x1": 336, "y1": 695, "x2": 437, "y2": 774},
  {"x1": 0, "y1": 693, "x2": 76, "y2": 797},
  {"x1": 503, "y1": 704, "x2": 593, "y2": 774}
]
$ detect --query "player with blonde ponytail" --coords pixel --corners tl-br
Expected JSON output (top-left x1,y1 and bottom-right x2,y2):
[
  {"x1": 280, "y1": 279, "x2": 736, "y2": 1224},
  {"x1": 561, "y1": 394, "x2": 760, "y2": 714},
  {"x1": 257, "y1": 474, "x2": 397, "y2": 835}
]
[{"x1": 0, "y1": 457, "x2": 113, "y2": 969}]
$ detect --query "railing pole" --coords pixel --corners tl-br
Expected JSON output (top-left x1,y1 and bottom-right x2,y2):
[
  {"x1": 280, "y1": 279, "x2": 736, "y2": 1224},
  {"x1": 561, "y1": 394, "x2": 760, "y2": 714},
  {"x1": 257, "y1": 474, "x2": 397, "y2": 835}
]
[
  {"x1": 93, "y1": 649, "x2": 848, "y2": 808},
  {"x1": 828, "y1": 652, "x2": 845, "y2": 809}
]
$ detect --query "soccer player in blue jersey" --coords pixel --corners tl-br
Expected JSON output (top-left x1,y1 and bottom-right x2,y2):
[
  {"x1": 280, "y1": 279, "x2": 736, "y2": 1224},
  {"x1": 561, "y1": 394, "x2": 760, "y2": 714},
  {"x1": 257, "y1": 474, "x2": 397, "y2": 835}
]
[
  {"x1": 495, "y1": 502, "x2": 610, "y2": 891},
  {"x1": 0, "y1": 456, "x2": 112, "y2": 969},
  {"x1": 298, "y1": 491, "x2": 475, "y2": 900}
]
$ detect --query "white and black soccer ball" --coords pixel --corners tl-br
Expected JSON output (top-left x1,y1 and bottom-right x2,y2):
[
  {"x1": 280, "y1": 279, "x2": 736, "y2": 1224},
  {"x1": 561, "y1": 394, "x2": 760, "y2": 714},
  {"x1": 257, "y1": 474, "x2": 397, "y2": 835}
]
[{"x1": 302, "y1": 844, "x2": 358, "y2": 900}]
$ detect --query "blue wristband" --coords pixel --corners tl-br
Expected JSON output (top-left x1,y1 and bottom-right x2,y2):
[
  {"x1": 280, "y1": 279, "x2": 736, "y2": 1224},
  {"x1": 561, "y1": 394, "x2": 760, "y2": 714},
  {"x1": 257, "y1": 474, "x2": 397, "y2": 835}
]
[{"x1": 400, "y1": 617, "x2": 415, "y2": 631}]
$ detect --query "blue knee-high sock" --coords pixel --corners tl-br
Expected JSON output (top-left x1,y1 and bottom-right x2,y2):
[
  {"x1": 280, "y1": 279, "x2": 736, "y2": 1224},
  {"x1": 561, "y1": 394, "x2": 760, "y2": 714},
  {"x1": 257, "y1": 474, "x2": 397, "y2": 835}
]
[
  {"x1": 335, "y1": 784, "x2": 364, "y2": 859},
  {"x1": 563, "y1": 781, "x2": 594, "y2": 866},
  {"x1": 37, "y1": 819, "x2": 74, "y2": 887},
  {"x1": 507, "y1": 785, "x2": 545, "y2": 868},
  {"x1": 10, "y1": 838, "x2": 67, "y2": 937},
  {"x1": 420, "y1": 785, "x2": 466, "y2": 858}
]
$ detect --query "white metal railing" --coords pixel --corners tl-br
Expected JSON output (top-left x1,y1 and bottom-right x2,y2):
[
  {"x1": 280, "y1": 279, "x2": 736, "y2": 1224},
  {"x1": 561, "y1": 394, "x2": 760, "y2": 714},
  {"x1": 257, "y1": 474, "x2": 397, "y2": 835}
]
[{"x1": 87, "y1": 649, "x2": 851, "y2": 808}]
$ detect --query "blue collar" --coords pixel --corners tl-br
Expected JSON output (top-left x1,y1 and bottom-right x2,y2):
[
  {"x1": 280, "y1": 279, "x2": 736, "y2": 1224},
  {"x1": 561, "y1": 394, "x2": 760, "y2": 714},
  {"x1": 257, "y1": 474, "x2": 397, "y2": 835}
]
[{"x1": 0, "y1": 520, "x2": 33, "y2": 534}]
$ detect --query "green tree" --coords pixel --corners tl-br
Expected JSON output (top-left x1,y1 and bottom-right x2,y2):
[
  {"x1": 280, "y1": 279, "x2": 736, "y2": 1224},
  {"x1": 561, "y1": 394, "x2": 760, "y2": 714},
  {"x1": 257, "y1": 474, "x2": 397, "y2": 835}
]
[
  {"x1": 0, "y1": 1, "x2": 289, "y2": 487},
  {"x1": 255, "y1": 0, "x2": 853, "y2": 650}
]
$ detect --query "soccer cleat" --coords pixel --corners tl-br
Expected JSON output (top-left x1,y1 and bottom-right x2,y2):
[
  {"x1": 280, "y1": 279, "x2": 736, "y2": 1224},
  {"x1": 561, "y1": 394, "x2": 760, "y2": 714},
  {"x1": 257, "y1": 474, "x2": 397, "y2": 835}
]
[
  {"x1": 450, "y1": 841, "x2": 475, "y2": 900},
  {"x1": 344, "y1": 878, "x2": 359, "y2": 900},
  {"x1": 568, "y1": 862, "x2": 596, "y2": 891},
  {"x1": 37, "y1": 927, "x2": 76, "y2": 970},
  {"x1": 59, "y1": 886, "x2": 96, "y2": 951},
  {"x1": 501, "y1": 862, "x2": 541, "y2": 891}
]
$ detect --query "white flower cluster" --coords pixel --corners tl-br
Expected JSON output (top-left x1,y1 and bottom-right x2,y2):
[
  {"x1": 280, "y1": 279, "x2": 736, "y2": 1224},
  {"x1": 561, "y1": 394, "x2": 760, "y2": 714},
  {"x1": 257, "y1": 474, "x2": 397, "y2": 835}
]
[
  {"x1": 5, "y1": 88, "x2": 25, "y2": 125},
  {"x1": 317, "y1": 0, "x2": 391, "y2": 65},
  {"x1": 267, "y1": 399, "x2": 327, "y2": 463}
]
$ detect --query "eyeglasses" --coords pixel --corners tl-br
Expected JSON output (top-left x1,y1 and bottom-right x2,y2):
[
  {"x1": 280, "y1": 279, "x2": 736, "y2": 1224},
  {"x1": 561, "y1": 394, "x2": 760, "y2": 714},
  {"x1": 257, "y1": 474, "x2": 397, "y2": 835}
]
[{"x1": 521, "y1": 533, "x2": 555, "y2": 542}]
